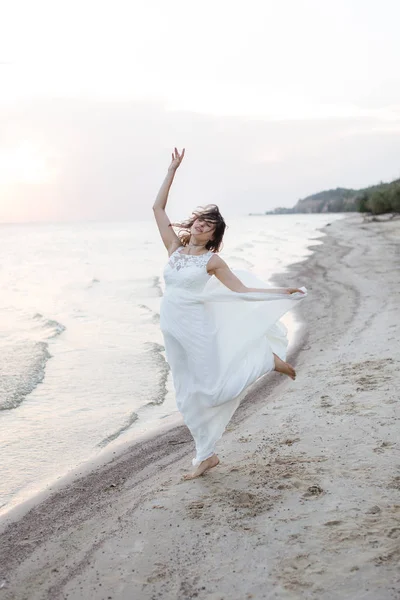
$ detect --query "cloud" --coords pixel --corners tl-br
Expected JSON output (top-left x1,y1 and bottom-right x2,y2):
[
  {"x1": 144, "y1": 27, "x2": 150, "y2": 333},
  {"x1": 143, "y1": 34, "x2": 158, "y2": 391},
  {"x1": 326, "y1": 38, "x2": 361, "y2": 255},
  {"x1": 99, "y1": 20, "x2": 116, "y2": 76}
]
[{"x1": 0, "y1": 98, "x2": 400, "y2": 222}]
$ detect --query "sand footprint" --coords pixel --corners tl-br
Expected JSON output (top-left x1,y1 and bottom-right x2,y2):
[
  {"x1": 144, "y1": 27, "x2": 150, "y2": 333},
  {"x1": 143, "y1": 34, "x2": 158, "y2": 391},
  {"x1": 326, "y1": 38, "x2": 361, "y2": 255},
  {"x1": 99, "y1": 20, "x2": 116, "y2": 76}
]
[{"x1": 373, "y1": 441, "x2": 396, "y2": 453}]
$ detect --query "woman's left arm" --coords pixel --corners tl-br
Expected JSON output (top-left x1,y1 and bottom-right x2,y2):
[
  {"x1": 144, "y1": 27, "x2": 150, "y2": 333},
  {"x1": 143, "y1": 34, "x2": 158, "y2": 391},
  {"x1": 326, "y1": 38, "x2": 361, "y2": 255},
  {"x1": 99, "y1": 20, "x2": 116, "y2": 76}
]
[{"x1": 208, "y1": 255, "x2": 304, "y2": 295}]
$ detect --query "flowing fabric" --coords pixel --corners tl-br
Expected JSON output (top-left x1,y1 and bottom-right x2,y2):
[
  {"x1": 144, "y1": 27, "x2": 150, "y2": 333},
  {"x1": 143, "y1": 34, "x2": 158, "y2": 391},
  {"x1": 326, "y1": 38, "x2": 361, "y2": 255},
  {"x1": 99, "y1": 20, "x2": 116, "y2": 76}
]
[{"x1": 160, "y1": 246, "x2": 307, "y2": 465}]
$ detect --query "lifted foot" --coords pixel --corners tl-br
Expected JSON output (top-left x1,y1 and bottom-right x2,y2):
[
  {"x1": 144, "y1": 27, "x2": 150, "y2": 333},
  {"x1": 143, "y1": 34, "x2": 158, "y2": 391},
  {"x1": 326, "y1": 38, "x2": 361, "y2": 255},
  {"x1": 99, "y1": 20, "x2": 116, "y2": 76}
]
[
  {"x1": 273, "y1": 354, "x2": 296, "y2": 380},
  {"x1": 183, "y1": 455, "x2": 220, "y2": 480}
]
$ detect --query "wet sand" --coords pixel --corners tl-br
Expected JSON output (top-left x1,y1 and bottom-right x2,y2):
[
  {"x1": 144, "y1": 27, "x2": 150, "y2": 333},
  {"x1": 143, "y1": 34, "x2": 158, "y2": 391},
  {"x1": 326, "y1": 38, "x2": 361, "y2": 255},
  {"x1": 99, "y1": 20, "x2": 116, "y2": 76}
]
[{"x1": 0, "y1": 214, "x2": 399, "y2": 600}]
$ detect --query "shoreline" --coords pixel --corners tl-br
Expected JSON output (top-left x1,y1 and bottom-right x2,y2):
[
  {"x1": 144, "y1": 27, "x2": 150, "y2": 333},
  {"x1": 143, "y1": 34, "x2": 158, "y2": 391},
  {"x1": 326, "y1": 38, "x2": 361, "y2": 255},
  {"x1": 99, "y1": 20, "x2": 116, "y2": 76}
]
[{"x1": 1, "y1": 214, "x2": 399, "y2": 599}]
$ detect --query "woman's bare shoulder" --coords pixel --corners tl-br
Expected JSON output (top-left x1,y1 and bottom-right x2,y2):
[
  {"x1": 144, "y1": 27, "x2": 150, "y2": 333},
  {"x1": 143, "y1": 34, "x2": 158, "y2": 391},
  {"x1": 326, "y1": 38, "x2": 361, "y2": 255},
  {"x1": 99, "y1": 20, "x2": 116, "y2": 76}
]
[{"x1": 207, "y1": 253, "x2": 227, "y2": 273}]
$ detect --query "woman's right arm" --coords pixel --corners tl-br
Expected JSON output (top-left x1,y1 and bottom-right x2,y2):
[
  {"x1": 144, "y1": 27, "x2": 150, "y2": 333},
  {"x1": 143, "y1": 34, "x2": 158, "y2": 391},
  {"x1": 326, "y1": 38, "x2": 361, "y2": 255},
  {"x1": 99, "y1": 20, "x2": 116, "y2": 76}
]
[{"x1": 152, "y1": 147, "x2": 185, "y2": 255}]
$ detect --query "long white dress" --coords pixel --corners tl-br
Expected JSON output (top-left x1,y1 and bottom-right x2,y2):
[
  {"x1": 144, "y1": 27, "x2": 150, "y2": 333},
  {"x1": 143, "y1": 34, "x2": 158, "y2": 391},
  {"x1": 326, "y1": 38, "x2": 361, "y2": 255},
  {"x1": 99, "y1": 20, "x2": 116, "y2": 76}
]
[{"x1": 160, "y1": 246, "x2": 306, "y2": 466}]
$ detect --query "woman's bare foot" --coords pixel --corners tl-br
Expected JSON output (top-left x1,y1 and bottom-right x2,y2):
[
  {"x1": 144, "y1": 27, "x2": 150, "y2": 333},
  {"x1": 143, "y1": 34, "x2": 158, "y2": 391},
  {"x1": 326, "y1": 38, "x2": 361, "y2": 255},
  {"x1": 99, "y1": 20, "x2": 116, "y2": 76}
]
[
  {"x1": 183, "y1": 455, "x2": 220, "y2": 480},
  {"x1": 273, "y1": 354, "x2": 296, "y2": 380}
]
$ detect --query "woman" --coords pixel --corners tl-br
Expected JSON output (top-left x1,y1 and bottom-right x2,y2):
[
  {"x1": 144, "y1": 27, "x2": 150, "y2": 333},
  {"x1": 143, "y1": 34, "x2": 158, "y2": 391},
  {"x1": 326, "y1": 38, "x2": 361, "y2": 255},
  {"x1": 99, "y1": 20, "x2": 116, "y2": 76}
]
[{"x1": 153, "y1": 148, "x2": 306, "y2": 480}]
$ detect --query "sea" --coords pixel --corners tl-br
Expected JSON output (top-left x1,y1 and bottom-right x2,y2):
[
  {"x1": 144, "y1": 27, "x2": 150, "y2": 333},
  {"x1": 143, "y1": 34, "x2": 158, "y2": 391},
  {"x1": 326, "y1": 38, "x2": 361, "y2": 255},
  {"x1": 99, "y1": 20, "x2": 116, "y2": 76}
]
[{"x1": 0, "y1": 214, "x2": 344, "y2": 516}]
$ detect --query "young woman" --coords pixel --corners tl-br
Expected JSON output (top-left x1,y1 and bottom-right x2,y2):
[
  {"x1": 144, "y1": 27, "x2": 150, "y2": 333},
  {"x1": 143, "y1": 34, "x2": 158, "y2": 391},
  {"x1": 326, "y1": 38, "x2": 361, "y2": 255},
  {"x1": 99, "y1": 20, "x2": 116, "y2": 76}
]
[{"x1": 153, "y1": 148, "x2": 306, "y2": 479}]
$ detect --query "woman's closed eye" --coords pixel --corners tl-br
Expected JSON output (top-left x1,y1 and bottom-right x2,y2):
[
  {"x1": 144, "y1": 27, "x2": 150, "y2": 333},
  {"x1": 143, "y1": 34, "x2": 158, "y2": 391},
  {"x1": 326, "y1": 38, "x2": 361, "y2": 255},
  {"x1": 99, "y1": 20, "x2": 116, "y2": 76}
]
[{"x1": 201, "y1": 220, "x2": 214, "y2": 230}]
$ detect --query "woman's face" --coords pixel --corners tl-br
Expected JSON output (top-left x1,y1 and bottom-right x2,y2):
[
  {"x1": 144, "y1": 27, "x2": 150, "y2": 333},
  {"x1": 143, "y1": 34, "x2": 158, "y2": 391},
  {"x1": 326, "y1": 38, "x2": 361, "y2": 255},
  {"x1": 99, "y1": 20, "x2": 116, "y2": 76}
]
[{"x1": 190, "y1": 217, "x2": 216, "y2": 242}]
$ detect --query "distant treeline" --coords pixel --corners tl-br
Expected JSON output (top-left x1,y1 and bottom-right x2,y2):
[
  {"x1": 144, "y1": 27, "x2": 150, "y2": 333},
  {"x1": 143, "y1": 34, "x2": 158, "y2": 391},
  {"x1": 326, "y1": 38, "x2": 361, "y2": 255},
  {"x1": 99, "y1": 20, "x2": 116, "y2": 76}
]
[{"x1": 265, "y1": 177, "x2": 400, "y2": 215}]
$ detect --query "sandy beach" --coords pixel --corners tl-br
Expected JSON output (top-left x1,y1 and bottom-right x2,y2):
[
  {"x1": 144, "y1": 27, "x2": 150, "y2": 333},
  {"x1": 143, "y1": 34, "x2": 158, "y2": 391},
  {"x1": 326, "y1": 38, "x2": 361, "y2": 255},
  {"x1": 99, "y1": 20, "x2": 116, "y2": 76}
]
[{"x1": 1, "y1": 214, "x2": 399, "y2": 600}]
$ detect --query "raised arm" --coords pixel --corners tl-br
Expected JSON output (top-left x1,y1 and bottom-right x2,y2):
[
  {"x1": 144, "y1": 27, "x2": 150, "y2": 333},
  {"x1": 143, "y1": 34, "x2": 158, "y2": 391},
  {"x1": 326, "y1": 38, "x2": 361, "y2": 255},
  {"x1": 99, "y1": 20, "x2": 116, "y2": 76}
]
[
  {"x1": 152, "y1": 147, "x2": 185, "y2": 255},
  {"x1": 208, "y1": 255, "x2": 304, "y2": 295}
]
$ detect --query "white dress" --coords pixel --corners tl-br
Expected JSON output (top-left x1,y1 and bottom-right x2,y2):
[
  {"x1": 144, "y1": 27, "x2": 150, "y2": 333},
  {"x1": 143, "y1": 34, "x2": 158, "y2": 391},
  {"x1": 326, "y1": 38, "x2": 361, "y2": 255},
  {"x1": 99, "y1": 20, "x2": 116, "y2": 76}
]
[{"x1": 160, "y1": 246, "x2": 307, "y2": 466}]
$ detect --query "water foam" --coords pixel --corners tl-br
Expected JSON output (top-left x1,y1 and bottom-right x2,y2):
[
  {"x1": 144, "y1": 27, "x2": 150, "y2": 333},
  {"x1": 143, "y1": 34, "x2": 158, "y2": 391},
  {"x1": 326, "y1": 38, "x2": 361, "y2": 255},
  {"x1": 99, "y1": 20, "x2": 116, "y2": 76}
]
[
  {"x1": 0, "y1": 341, "x2": 51, "y2": 411},
  {"x1": 97, "y1": 411, "x2": 139, "y2": 448},
  {"x1": 145, "y1": 342, "x2": 170, "y2": 406}
]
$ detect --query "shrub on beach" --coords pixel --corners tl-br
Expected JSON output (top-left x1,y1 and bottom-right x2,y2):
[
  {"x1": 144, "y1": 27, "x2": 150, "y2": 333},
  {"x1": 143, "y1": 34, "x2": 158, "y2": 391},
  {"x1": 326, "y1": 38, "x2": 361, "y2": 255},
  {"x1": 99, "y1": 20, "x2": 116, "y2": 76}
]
[
  {"x1": 367, "y1": 190, "x2": 393, "y2": 214},
  {"x1": 389, "y1": 184, "x2": 400, "y2": 212},
  {"x1": 356, "y1": 180, "x2": 400, "y2": 215}
]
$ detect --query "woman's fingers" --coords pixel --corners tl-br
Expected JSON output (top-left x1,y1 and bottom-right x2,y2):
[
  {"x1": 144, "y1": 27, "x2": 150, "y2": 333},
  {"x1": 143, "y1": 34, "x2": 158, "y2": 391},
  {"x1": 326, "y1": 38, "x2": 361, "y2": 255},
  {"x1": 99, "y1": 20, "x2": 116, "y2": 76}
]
[
  {"x1": 170, "y1": 147, "x2": 185, "y2": 167},
  {"x1": 173, "y1": 147, "x2": 185, "y2": 160}
]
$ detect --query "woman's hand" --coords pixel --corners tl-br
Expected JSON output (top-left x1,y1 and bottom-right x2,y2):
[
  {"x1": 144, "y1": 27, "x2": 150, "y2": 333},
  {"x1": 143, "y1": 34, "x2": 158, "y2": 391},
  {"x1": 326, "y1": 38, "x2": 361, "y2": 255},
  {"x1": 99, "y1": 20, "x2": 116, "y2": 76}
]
[
  {"x1": 168, "y1": 147, "x2": 185, "y2": 172},
  {"x1": 285, "y1": 288, "x2": 305, "y2": 295}
]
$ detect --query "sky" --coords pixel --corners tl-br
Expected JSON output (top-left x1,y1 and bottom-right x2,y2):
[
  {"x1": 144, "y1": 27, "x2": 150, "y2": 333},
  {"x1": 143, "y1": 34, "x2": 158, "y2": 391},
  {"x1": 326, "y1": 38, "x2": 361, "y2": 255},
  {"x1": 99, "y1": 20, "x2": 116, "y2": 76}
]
[{"x1": 1, "y1": 0, "x2": 400, "y2": 222}]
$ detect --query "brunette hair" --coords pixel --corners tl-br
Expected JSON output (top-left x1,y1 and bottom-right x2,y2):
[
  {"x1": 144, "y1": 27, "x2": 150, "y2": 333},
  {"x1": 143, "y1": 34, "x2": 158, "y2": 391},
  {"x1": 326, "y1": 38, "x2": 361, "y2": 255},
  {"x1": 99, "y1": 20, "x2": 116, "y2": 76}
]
[{"x1": 171, "y1": 204, "x2": 226, "y2": 252}]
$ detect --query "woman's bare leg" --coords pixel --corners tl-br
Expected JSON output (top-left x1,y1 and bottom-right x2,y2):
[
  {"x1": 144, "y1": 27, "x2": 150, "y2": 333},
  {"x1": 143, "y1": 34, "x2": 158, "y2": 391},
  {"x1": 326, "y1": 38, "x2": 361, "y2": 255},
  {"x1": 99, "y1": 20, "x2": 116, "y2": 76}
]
[
  {"x1": 183, "y1": 454, "x2": 220, "y2": 480},
  {"x1": 273, "y1": 353, "x2": 296, "y2": 380}
]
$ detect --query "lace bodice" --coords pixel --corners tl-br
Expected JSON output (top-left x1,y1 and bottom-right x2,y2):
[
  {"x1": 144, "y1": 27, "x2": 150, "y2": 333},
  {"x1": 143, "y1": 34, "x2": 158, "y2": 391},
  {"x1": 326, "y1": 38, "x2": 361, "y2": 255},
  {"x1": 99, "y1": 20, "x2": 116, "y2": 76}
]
[{"x1": 163, "y1": 246, "x2": 214, "y2": 294}]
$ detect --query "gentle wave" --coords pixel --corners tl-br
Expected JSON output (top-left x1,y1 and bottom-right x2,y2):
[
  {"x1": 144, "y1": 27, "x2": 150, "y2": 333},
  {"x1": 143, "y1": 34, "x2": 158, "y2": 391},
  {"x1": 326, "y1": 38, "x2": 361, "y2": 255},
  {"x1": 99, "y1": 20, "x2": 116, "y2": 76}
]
[
  {"x1": 228, "y1": 256, "x2": 254, "y2": 269},
  {"x1": 131, "y1": 276, "x2": 163, "y2": 298},
  {"x1": 234, "y1": 242, "x2": 254, "y2": 251},
  {"x1": 97, "y1": 411, "x2": 139, "y2": 448},
  {"x1": 95, "y1": 342, "x2": 169, "y2": 447},
  {"x1": 86, "y1": 277, "x2": 100, "y2": 288},
  {"x1": 145, "y1": 342, "x2": 169, "y2": 406},
  {"x1": 152, "y1": 276, "x2": 163, "y2": 297},
  {"x1": 33, "y1": 314, "x2": 66, "y2": 339},
  {"x1": 138, "y1": 304, "x2": 160, "y2": 324},
  {"x1": 0, "y1": 313, "x2": 66, "y2": 411},
  {"x1": 0, "y1": 341, "x2": 51, "y2": 411}
]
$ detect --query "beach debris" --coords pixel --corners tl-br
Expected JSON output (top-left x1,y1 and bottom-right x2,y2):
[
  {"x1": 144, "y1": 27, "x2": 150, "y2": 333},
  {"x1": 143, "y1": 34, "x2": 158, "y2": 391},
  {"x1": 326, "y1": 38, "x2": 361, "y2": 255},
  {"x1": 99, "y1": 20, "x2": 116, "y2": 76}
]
[
  {"x1": 281, "y1": 437, "x2": 300, "y2": 446},
  {"x1": 320, "y1": 395, "x2": 333, "y2": 407},
  {"x1": 303, "y1": 484, "x2": 324, "y2": 498},
  {"x1": 187, "y1": 500, "x2": 207, "y2": 519},
  {"x1": 188, "y1": 501, "x2": 205, "y2": 510},
  {"x1": 308, "y1": 485, "x2": 323, "y2": 494},
  {"x1": 104, "y1": 483, "x2": 118, "y2": 490},
  {"x1": 374, "y1": 549, "x2": 400, "y2": 565},
  {"x1": 388, "y1": 477, "x2": 400, "y2": 490},
  {"x1": 388, "y1": 528, "x2": 400, "y2": 539},
  {"x1": 366, "y1": 505, "x2": 381, "y2": 514},
  {"x1": 373, "y1": 441, "x2": 395, "y2": 453}
]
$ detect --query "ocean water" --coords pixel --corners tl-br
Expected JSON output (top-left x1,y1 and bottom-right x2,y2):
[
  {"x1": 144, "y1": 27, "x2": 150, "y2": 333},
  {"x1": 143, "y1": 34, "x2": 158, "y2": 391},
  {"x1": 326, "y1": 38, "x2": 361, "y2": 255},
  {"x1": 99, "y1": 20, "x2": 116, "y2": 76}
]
[{"x1": 0, "y1": 214, "x2": 344, "y2": 515}]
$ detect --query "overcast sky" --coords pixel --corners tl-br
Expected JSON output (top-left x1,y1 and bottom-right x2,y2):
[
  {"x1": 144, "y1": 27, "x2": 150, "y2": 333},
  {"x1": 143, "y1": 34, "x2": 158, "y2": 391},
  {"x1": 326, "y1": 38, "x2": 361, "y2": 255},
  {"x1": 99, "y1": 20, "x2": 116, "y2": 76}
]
[{"x1": 1, "y1": 0, "x2": 400, "y2": 222}]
